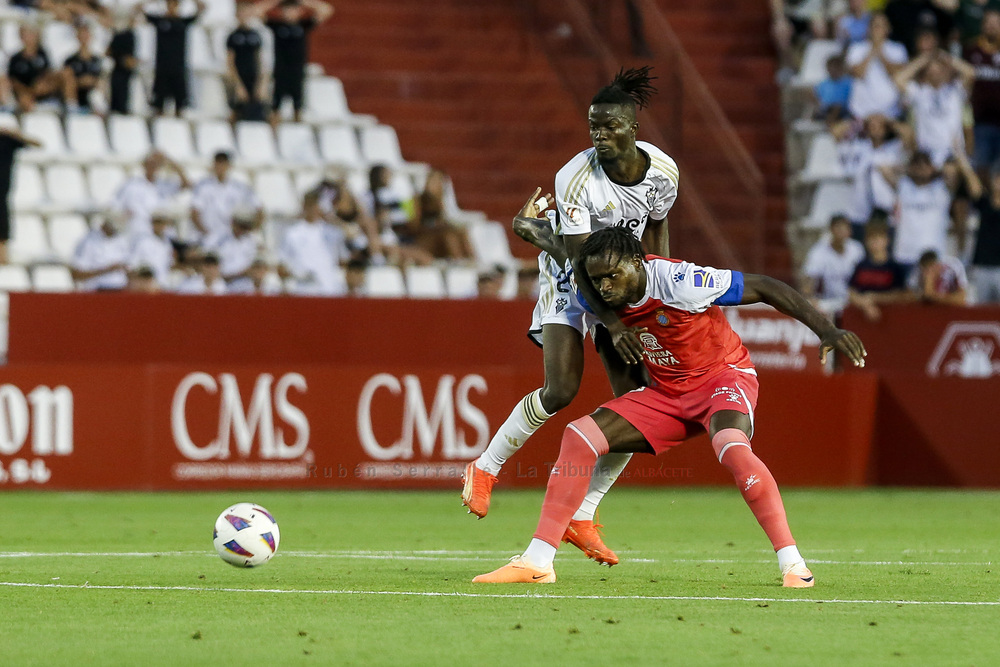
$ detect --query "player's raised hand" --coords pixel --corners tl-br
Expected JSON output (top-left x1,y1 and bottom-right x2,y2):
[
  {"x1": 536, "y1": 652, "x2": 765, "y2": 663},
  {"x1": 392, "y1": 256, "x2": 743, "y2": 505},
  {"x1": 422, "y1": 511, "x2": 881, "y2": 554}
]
[
  {"x1": 610, "y1": 324, "x2": 647, "y2": 365},
  {"x1": 819, "y1": 328, "x2": 867, "y2": 368},
  {"x1": 518, "y1": 187, "x2": 554, "y2": 220}
]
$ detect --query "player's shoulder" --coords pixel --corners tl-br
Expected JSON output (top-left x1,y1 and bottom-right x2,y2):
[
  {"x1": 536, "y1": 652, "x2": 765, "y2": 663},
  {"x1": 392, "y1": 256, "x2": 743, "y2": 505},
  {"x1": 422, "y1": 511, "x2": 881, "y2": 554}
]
[
  {"x1": 638, "y1": 141, "x2": 679, "y2": 186},
  {"x1": 555, "y1": 147, "x2": 600, "y2": 203}
]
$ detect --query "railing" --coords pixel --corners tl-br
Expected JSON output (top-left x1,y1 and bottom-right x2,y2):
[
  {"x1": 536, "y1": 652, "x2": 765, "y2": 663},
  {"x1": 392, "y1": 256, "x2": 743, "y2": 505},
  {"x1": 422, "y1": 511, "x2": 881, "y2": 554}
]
[{"x1": 519, "y1": 0, "x2": 766, "y2": 271}]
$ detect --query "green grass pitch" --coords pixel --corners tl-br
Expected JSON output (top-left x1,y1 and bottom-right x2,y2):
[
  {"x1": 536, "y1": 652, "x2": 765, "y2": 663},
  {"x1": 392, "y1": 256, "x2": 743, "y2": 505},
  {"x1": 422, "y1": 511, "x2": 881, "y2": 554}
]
[{"x1": 1, "y1": 488, "x2": 997, "y2": 666}]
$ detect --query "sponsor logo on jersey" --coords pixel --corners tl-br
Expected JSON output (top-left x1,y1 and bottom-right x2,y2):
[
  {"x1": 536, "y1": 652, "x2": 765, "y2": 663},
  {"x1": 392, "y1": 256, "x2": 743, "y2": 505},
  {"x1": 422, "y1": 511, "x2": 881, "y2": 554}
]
[
  {"x1": 639, "y1": 332, "x2": 662, "y2": 350},
  {"x1": 655, "y1": 309, "x2": 669, "y2": 326},
  {"x1": 603, "y1": 201, "x2": 616, "y2": 212},
  {"x1": 692, "y1": 269, "x2": 716, "y2": 289}
]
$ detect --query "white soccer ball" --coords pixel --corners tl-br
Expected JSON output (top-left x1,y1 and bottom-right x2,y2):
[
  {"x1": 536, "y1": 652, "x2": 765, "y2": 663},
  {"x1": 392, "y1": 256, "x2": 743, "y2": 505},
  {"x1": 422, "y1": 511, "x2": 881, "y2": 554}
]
[{"x1": 212, "y1": 502, "x2": 281, "y2": 567}]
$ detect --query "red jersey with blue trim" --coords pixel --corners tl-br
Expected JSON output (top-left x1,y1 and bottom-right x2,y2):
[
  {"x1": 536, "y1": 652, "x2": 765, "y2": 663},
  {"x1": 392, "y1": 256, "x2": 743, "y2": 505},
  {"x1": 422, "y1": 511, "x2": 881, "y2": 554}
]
[{"x1": 619, "y1": 256, "x2": 753, "y2": 392}]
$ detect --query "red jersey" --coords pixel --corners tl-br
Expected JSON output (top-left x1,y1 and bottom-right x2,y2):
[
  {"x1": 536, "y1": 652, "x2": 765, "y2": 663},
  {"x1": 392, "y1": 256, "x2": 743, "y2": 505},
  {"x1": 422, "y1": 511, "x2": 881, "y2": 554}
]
[{"x1": 618, "y1": 256, "x2": 752, "y2": 393}]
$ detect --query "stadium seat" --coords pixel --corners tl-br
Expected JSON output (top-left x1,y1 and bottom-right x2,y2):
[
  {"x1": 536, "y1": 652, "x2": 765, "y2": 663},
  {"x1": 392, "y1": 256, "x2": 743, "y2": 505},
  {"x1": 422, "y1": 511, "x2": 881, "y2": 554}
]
[
  {"x1": 66, "y1": 115, "x2": 113, "y2": 162},
  {"x1": 444, "y1": 265, "x2": 479, "y2": 298},
  {"x1": 359, "y1": 125, "x2": 404, "y2": 167},
  {"x1": 194, "y1": 119, "x2": 238, "y2": 159},
  {"x1": 9, "y1": 213, "x2": 51, "y2": 264},
  {"x1": 129, "y1": 75, "x2": 150, "y2": 117},
  {"x1": 799, "y1": 133, "x2": 846, "y2": 183},
  {"x1": 292, "y1": 169, "x2": 323, "y2": 196},
  {"x1": 0, "y1": 265, "x2": 31, "y2": 292},
  {"x1": 152, "y1": 116, "x2": 196, "y2": 163},
  {"x1": 188, "y1": 25, "x2": 220, "y2": 73},
  {"x1": 404, "y1": 265, "x2": 446, "y2": 298},
  {"x1": 363, "y1": 265, "x2": 406, "y2": 298},
  {"x1": 468, "y1": 220, "x2": 516, "y2": 270},
  {"x1": 47, "y1": 213, "x2": 91, "y2": 263},
  {"x1": 201, "y1": 0, "x2": 236, "y2": 26},
  {"x1": 135, "y1": 23, "x2": 156, "y2": 66},
  {"x1": 32, "y1": 264, "x2": 74, "y2": 292},
  {"x1": 87, "y1": 164, "x2": 128, "y2": 207},
  {"x1": 0, "y1": 111, "x2": 18, "y2": 130},
  {"x1": 193, "y1": 72, "x2": 229, "y2": 119},
  {"x1": 791, "y1": 40, "x2": 844, "y2": 88},
  {"x1": 804, "y1": 181, "x2": 854, "y2": 229},
  {"x1": 42, "y1": 21, "x2": 77, "y2": 70},
  {"x1": 303, "y1": 76, "x2": 351, "y2": 124},
  {"x1": 236, "y1": 121, "x2": 279, "y2": 167},
  {"x1": 109, "y1": 115, "x2": 152, "y2": 162},
  {"x1": 277, "y1": 123, "x2": 322, "y2": 167},
  {"x1": 12, "y1": 163, "x2": 46, "y2": 212},
  {"x1": 44, "y1": 164, "x2": 91, "y2": 213},
  {"x1": 0, "y1": 20, "x2": 21, "y2": 54},
  {"x1": 254, "y1": 170, "x2": 299, "y2": 218},
  {"x1": 318, "y1": 125, "x2": 365, "y2": 171},
  {"x1": 20, "y1": 112, "x2": 68, "y2": 163}
]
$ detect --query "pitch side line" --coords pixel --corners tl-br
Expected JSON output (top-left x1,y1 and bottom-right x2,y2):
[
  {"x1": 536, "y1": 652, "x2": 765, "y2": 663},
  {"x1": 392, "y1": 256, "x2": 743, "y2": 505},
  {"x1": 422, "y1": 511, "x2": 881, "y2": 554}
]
[
  {"x1": 0, "y1": 551, "x2": 991, "y2": 566},
  {"x1": 0, "y1": 580, "x2": 996, "y2": 606}
]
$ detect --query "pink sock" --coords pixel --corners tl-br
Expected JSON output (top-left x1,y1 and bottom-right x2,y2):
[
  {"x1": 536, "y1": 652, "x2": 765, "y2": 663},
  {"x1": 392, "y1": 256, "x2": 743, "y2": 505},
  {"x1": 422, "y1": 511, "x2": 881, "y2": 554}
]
[
  {"x1": 533, "y1": 416, "x2": 610, "y2": 547},
  {"x1": 712, "y1": 428, "x2": 795, "y2": 551}
]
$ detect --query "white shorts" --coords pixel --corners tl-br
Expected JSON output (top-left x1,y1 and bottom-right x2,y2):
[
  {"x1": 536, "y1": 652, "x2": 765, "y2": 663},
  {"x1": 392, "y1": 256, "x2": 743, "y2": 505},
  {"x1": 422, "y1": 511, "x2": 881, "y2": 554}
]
[{"x1": 527, "y1": 252, "x2": 600, "y2": 346}]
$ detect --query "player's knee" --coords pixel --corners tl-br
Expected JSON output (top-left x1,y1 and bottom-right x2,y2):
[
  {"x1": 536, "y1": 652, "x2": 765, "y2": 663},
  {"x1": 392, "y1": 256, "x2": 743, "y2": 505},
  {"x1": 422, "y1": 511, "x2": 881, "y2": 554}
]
[{"x1": 539, "y1": 383, "x2": 578, "y2": 413}]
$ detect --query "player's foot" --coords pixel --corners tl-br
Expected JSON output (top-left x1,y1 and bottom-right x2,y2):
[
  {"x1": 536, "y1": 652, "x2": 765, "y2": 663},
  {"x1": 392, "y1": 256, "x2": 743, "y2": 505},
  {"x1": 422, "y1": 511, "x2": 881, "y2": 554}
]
[
  {"x1": 562, "y1": 519, "x2": 619, "y2": 566},
  {"x1": 461, "y1": 461, "x2": 498, "y2": 519},
  {"x1": 472, "y1": 556, "x2": 556, "y2": 584},
  {"x1": 781, "y1": 562, "x2": 815, "y2": 588}
]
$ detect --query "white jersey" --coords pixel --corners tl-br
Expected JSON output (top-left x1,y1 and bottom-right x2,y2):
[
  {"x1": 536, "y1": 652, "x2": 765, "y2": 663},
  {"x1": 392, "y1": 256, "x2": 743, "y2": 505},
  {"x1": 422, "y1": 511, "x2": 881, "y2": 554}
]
[
  {"x1": 894, "y1": 176, "x2": 952, "y2": 264},
  {"x1": 555, "y1": 140, "x2": 678, "y2": 240}
]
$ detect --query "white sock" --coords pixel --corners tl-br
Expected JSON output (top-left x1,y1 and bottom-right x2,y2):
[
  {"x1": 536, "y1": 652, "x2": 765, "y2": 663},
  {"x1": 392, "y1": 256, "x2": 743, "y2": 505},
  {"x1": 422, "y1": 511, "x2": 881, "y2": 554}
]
[
  {"x1": 476, "y1": 389, "x2": 552, "y2": 476},
  {"x1": 571, "y1": 452, "x2": 633, "y2": 521},
  {"x1": 776, "y1": 545, "x2": 805, "y2": 571},
  {"x1": 522, "y1": 538, "x2": 557, "y2": 569}
]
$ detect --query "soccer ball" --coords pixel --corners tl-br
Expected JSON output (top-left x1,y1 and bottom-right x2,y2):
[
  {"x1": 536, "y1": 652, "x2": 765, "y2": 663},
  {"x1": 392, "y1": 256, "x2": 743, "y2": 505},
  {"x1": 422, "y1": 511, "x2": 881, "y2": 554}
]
[{"x1": 212, "y1": 502, "x2": 281, "y2": 567}]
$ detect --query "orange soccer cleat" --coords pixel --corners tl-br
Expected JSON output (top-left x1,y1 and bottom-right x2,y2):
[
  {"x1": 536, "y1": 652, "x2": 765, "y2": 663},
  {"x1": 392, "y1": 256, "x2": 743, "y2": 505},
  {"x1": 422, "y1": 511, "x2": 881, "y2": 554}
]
[
  {"x1": 562, "y1": 518, "x2": 619, "y2": 566},
  {"x1": 461, "y1": 462, "x2": 498, "y2": 518},
  {"x1": 781, "y1": 563, "x2": 815, "y2": 588},
  {"x1": 472, "y1": 556, "x2": 556, "y2": 584}
]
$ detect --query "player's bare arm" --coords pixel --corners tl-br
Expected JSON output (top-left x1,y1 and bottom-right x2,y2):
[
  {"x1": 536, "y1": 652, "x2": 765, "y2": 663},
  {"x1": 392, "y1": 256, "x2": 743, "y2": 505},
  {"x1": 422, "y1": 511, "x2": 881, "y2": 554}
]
[
  {"x1": 642, "y1": 215, "x2": 668, "y2": 257},
  {"x1": 512, "y1": 188, "x2": 568, "y2": 266},
  {"x1": 741, "y1": 274, "x2": 867, "y2": 367},
  {"x1": 565, "y1": 233, "x2": 645, "y2": 365}
]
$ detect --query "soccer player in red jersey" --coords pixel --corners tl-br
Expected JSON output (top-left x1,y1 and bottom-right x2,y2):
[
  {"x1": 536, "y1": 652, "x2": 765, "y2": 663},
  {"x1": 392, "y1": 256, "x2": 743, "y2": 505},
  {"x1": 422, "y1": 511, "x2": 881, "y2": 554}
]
[{"x1": 473, "y1": 225, "x2": 867, "y2": 587}]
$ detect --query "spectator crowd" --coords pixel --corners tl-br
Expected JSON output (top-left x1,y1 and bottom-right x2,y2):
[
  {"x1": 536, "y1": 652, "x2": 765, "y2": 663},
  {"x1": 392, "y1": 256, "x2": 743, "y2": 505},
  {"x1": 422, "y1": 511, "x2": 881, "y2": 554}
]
[
  {"x1": 0, "y1": 0, "x2": 533, "y2": 300},
  {"x1": 775, "y1": 0, "x2": 1000, "y2": 314}
]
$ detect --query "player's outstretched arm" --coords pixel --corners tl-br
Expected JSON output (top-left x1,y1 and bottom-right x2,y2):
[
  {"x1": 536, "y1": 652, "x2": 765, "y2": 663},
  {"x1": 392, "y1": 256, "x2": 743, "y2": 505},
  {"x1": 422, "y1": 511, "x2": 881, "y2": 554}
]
[
  {"x1": 741, "y1": 274, "x2": 867, "y2": 367},
  {"x1": 511, "y1": 188, "x2": 568, "y2": 266}
]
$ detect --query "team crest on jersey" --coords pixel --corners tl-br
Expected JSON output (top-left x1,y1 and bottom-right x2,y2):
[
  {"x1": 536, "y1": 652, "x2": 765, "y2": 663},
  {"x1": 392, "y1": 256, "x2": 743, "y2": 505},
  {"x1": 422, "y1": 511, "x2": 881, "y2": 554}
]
[
  {"x1": 645, "y1": 186, "x2": 656, "y2": 209},
  {"x1": 554, "y1": 297, "x2": 568, "y2": 314},
  {"x1": 692, "y1": 269, "x2": 716, "y2": 288},
  {"x1": 655, "y1": 309, "x2": 669, "y2": 326}
]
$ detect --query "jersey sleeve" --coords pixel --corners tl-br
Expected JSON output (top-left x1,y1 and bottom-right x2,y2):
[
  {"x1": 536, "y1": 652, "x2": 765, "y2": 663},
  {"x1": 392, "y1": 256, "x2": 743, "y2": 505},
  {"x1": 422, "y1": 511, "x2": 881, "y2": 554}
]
[
  {"x1": 554, "y1": 156, "x2": 594, "y2": 236},
  {"x1": 647, "y1": 259, "x2": 744, "y2": 312}
]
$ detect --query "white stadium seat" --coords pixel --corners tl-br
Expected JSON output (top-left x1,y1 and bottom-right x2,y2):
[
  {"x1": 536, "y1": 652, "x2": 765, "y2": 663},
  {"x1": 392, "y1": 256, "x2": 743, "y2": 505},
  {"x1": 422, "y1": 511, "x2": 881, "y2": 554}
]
[
  {"x1": 359, "y1": 125, "x2": 404, "y2": 167},
  {"x1": 9, "y1": 214, "x2": 51, "y2": 264},
  {"x1": 444, "y1": 265, "x2": 478, "y2": 299},
  {"x1": 188, "y1": 25, "x2": 220, "y2": 72},
  {"x1": 44, "y1": 164, "x2": 91, "y2": 212},
  {"x1": 152, "y1": 116, "x2": 196, "y2": 163},
  {"x1": 0, "y1": 20, "x2": 22, "y2": 54},
  {"x1": 468, "y1": 220, "x2": 516, "y2": 270},
  {"x1": 799, "y1": 133, "x2": 847, "y2": 183},
  {"x1": 47, "y1": 214, "x2": 91, "y2": 263},
  {"x1": 404, "y1": 265, "x2": 446, "y2": 298},
  {"x1": 277, "y1": 123, "x2": 322, "y2": 167},
  {"x1": 193, "y1": 72, "x2": 230, "y2": 119},
  {"x1": 32, "y1": 265, "x2": 74, "y2": 292},
  {"x1": 0, "y1": 265, "x2": 31, "y2": 292},
  {"x1": 318, "y1": 125, "x2": 365, "y2": 170},
  {"x1": 87, "y1": 164, "x2": 128, "y2": 207},
  {"x1": 129, "y1": 75, "x2": 150, "y2": 116},
  {"x1": 792, "y1": 40, "x2": 844, "y2": 88},
  {"x1": 363, "y1": 265, "x2": 406, "y2": 298},
  {"x1": 304, "y1": 76, "x2": 352, "y2": 123},
  {"x1": 66, "y1": 115, "x2": 113, "y2": 161},
  {"x1": 194, "y1": 119, "x2": 238, "y2": 159},
  {"x1": 254, "y1": 169, "x2": 299, "y2": 217},
  {"x1": 109, "y1": 115, "x2": 152, "y2": 162},
  {"x1": 236, "y1": 121, "x2": 279, "y2": 167},
  {"x1": 805, "y1": 181, "x2": 854, "y2": 229},
  {"x1": 292, "y1": 169, "x2": 323, "y2": 196},
  {"x1": 42, "y1": 21, "x2": 78, "y2": 71},
  {"x1": 12, "y1": 164, "x2": 46, "y2": 212},
  {"x1": 20, "y1": 112, "x2": 67, "y2": 163}
]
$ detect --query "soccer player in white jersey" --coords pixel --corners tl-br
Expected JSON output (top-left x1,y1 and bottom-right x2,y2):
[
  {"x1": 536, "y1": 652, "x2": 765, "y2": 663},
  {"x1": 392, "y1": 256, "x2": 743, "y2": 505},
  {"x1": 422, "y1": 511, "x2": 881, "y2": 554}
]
[
  {"x1": 472, "y1": 226, "x2": 867, "y2": 586},
  {"x1": 462, "y1": 68, "x2": 679, "y2": 566}
]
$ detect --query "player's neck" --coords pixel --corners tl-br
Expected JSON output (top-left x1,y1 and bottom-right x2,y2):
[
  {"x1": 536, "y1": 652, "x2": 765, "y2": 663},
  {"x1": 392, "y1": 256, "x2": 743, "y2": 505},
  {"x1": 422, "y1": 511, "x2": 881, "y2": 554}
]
[
  {"x1": 599, "y1": 147, "x2": 647, "y2": 185},
  {"x1": 628, "y1": 266, "x2": 648, "y2": 305}
]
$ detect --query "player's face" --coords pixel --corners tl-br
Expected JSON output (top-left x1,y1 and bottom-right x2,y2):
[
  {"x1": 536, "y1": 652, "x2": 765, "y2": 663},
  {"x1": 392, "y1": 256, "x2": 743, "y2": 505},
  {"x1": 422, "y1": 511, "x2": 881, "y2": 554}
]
[
  {"x1": 585, "y1": 252, "x2": 643, "y2": 309},
  {"x1": 588, "y1": 104, "x2": 637, "y2": 163}
]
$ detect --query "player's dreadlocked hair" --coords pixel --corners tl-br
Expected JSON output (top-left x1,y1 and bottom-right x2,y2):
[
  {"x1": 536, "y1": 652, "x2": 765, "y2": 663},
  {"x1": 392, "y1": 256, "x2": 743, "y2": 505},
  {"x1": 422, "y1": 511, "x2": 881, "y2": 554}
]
[
  {"x1": 590, "y1": 66, "x2": 658, "y2": 111},
  {"x1": 579, "y1": 226, "x2": 644, "y2": 269}
]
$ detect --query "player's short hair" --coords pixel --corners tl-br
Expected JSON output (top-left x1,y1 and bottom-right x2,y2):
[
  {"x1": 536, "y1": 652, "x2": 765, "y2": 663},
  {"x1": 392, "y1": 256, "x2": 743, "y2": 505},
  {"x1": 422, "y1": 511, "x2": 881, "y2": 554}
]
[
  {"x1": 590, "y1": 66, "x2": 658, "y2": 114},
  {"x1": 578, "y1": 226, "x2": 644, "y2": 268},
  {"x1": 918, "y1": 249, "x2": 939, "y2": 266}
]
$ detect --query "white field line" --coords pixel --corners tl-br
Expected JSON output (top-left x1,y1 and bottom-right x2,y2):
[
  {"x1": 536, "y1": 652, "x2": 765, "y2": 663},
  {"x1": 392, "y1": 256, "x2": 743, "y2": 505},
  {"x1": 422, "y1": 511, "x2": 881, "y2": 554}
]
[
  {"x1": 0, "y1": 580, "x2": 996, "y2": 607},
  {"x1": 0, "y1": 550, "x2": 992, "y2": 566}
]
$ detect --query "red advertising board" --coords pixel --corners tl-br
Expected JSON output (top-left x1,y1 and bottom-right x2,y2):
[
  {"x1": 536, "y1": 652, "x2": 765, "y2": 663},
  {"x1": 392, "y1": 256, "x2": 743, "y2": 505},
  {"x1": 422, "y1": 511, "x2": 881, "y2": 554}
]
[{"x1": 721, "y1": 303, "x2": 825, "y2": 373}]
